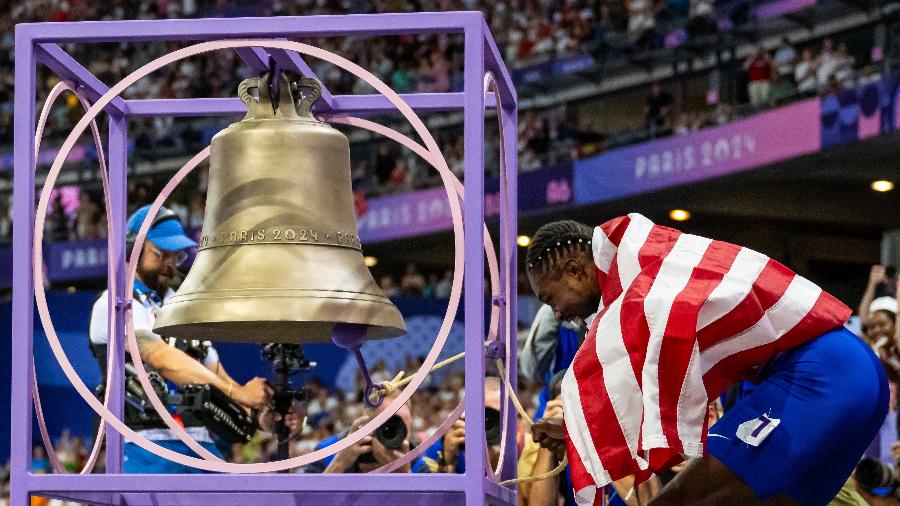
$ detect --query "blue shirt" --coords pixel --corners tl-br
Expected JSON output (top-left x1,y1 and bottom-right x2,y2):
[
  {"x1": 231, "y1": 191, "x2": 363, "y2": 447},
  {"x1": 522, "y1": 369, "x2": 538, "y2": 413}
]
[{"x1": 422, "y1": 438, "x2": 464, "y2": 473}]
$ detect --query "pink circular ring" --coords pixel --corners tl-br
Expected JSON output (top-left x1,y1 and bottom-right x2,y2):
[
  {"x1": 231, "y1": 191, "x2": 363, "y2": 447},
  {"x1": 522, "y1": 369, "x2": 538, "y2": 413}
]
[
  {"x1": 32, "y1": 82, "x2": 117, "y2": 475},
  {"x1": 483, "y1": 71, "x2": 515, "y2": 482},
  {"x1": 327, "y1": 114, "x2": 506, "y2": 474},
  {"x1": 34, "y1": 39, "x2": 466, "y2": 473}
]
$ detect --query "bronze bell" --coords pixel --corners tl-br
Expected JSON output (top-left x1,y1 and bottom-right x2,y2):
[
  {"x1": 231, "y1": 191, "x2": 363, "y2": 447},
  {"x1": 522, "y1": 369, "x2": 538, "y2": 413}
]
[{"x1": 153, "y1": 73, "x2": 406, "y2": 343}]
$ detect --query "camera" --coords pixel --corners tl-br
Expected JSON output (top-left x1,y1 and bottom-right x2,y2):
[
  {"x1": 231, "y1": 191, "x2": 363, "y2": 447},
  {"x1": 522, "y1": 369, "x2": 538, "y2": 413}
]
[
  {"x1": 357, "y1": 415, "x2": 408, "y2": 464},
  {"x1": 459, "y1": 407, "x2": 503, "y2": 452},
  {"x1": 485, "y1": 407, "x2": 502, "y2": 445},
  {"x1": 856, "y1": 457, "x2": 898, "y2": 489}
]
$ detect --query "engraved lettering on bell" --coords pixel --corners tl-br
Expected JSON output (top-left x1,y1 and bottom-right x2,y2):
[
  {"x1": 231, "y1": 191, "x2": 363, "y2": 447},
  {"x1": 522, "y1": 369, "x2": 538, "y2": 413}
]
[{"x1": 196, "y1": 227, "x2": 362, "y2": 252}]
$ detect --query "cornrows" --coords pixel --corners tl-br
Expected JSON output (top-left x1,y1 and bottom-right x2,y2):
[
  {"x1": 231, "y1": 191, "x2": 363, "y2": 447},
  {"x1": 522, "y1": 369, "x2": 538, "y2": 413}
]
[{"x1": 526, "y1": 220, "x2": 593, "y2": 272}]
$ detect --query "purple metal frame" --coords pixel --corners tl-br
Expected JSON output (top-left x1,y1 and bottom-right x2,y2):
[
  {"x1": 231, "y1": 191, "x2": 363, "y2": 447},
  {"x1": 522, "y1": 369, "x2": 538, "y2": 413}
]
[{"x1": 13, "y1": 12, "x2": 518, "y2": 506}]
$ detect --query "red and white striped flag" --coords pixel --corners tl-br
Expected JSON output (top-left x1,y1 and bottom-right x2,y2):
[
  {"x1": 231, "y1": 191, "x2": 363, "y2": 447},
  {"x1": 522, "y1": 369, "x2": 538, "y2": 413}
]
[{"x1": 562, "y1": 214, "x2": 850, "y2": 504}]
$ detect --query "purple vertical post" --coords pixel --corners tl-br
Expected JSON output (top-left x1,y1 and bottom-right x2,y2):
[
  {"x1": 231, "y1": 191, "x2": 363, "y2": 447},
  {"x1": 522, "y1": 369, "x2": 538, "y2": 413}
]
[
  {"x1": 462, "y1": 15, "x2": 486, "y2": 506},
  {"x1": 12, "y1": 26, "x2": 36, "y2": 505},
  {"x1": 105, "y1": 113, "x2": 129, "y2": 475},
  {"x1": 500, "y1": 101, "x2": 519, "y2": 483}
]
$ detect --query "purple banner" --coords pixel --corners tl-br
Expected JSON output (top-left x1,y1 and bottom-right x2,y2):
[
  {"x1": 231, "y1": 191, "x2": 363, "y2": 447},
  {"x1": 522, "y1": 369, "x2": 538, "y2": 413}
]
[
  {"x1": 754, "y1": 0, "x2": 816, "y2": 20},
  {"x1": 574, "y1": 99, "x2": 821, "y2": 204},
  {"x1": 511, "y1": 54, "x2": 596, "y2": 86},
  {"x1": 358, "y1": 163, "x2": 573, "y2": 243},
  {"x1": 0, "y1": 144, "x2": 88, "y2": 171},
  {"x1": 44, "y1": 239, "x2": 109, "y2": 282}
]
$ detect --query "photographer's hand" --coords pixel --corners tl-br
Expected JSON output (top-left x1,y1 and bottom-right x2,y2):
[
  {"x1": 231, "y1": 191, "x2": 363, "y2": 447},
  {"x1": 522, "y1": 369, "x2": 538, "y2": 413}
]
[
  {"x1": 325, "y1": 415, "x2": 372, "y2": 473},
  {"x1": 441, "y1": 416, "x2": 466, "y2": 472},
  {"x1": 232, "y1": 377, "x2": 273, "y2": 410},
  {"x1": 259, "y1": 402, "x2": 303, "y2": 435},
  {"x1": 368, "y1": 438, "x2": 411, "y2": 473}
]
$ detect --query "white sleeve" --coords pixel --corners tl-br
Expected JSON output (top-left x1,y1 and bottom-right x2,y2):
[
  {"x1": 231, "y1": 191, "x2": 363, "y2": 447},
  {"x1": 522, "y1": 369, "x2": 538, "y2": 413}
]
[
  {"x1": 130, "y1": 301, "x2": 156, "y2": 333},
  {"x1": 89, "y1": 293, "x2": 163, "y2": 346},
  {"x1": 88, "y1": 292, "x2": 110, "y2": 346}
]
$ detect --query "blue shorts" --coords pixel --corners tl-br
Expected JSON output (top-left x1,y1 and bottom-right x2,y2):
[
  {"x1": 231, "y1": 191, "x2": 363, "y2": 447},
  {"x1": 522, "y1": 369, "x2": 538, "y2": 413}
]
[
  {"x1": 707, "y1": 327, "x2": 888, "y2": 505},
  {"x1": 123, "y1": 439, "x2": 222, "y2": 474}
]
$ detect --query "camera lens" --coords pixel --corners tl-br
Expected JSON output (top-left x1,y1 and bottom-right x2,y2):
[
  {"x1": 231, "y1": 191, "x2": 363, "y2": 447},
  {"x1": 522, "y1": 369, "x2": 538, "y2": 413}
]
[
  {"x1": 856, "y1": 457, "x2": 897, "y2": 489},
  {"x1": 485, "y1": 407, "x2": 502, "y2": 445},
  {"x1": 375, "y1": 415, "x2": 408, "y2": 450}
]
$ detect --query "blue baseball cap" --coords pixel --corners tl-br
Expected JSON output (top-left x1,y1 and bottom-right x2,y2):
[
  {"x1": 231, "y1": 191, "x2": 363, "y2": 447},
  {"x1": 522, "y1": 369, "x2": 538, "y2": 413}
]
[{"x1": 126, "y1": 205, "x2": 197, "y2": 252}]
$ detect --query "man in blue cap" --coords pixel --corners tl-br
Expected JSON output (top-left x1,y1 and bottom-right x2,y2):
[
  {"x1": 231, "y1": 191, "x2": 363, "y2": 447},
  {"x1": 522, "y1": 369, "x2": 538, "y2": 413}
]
[{"x1": 88, "y1": 204, "x2": 272, "y2": 473}]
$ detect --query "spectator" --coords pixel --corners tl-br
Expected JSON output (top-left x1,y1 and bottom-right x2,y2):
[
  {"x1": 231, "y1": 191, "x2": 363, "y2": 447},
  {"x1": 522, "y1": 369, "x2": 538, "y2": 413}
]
[
  {"x1": 644, "y1": 81, "x2": 674, "y2": 136},
  {"x1": 379, "y1": 275, "x2": 400, "y2": 297},
  {"x1": 768, "y1": 71, "x2": 798, "y2": 106},
  {"x1": 772, "y1": 37, "x2": 797, "y2": 79},
  {"x1": 744, "y1": 46, "x2": 774, "y2": 107},
  {"x1": 834, "y1": 41, "x2": 857, "y2": 89},
  {"x1": 422, "y1": 377, "x2": 504, "y2": 473},
  {"x1": 794, "y1": 47, "x2": 818, "y2": 96},
  {"x1": 400, "y1": 262, "x2": 426, "y2": 295},
  {"x1": 816, "y1": 38, "x2": 839, "y2": 93},
  {"x1": 859, "y1": 265, "x2": 897, "y2": 327},
  {"x1": 0, "y1": 203, "x2": 10, "y2": 243},
  {"x1": 433, "y1": 270, "x2": 453, "y2": 299},
  {"x1": 302, "y1": 394, "x2": 426, "y2": 474}
]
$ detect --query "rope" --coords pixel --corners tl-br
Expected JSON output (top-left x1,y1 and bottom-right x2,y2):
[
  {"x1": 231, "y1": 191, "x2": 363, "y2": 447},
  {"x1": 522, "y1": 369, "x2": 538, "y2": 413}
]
[
  {"x1": 494, "y1": 358, "x2": 568, "y2": 487},
  {"x1": 375, "y1": 347, "x2": 568, "y2": 486},
  {"x1": 377, "y1": 351, "x2": 466, "y2": 396}
]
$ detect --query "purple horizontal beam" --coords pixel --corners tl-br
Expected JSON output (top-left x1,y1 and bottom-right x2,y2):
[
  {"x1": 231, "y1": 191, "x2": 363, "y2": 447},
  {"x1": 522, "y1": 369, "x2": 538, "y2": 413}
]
[
  {"x1": 268, "y1": 47, "x2": 337, "y2": 109},
  {"x1": 124, "y1": 98, "x2": 246, "y2": 117},
  {"x1": 34, "y1": 43, "x2": 128, "y2": 116},
  {"x1": 124, "y1": 92, "x2": 497, "y2": 117},
  {"x1": 484, "y1": 478, "x2": 516, "y2": 504},
  {"x1": 18, "y1": 12, "x2": 481, "y2": 42},
  {"x1": 482, "y1": 21, "x2": 516, "y2": 105},
  {"x1": 112, "y1": 492, "x2": 464, "y2": 506},
  {"x1": 29, "y1": 472, "x2": 466, "y2": 493},
  {"x1": 234, "y1": 46, "x2": 272, "y2": 74}
]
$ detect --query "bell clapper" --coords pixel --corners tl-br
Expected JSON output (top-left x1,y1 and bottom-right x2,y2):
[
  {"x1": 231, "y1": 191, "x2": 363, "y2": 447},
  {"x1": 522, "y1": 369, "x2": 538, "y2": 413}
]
[{"x1": 331, "y1": 323, "x2": 384, "y2": 408}]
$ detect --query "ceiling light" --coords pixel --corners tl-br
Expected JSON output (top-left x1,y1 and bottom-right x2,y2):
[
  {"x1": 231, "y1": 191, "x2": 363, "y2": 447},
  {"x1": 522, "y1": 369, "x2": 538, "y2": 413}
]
[
  {"x1": 669, "y1": 209, "x2": 691, "y2": 222},
  {"x1": 364, "y1": 256, "x2": 378, "y2": 267},
  {"x1": 872, "y1": 180, "x2": 894, "y2": 192},
  {"x1": 517, "y1": 235, "x2": 531, "y2": 247}
]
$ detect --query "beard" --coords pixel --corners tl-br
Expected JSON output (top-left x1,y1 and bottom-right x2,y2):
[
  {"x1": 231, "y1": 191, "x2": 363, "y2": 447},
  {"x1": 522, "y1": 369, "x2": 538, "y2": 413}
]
[{"x1": 138, "y1": 264, "x2": 175, "y2": 295}]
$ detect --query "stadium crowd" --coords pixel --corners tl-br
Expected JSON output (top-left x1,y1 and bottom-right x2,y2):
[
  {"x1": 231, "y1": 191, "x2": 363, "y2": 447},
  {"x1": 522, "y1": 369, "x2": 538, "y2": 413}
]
[{"x1": 0, "y1": 0, "x2": 884, "y2": 248}]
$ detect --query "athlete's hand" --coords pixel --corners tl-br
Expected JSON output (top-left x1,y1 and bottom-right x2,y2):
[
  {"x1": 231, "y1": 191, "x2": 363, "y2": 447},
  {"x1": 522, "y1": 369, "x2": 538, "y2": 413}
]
[{"x1": 532, "y1": 417, "x2": 566, "y2": 460}]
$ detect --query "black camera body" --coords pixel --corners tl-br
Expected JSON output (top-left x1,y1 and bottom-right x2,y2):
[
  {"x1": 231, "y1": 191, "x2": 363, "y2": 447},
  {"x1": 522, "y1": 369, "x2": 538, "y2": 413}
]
[
  {"x1": 458, "y1": 407, "x2": 503, "y2": 453},
  {"x1": 357, "y1": 415, "x2": 408, "y2": 464}
]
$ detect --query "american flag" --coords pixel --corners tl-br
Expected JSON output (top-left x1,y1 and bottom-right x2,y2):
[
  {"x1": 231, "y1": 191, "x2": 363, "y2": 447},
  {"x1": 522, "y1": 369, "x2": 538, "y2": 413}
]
[{"x1": 561, "y1": 213, "x2": 851, "y2": 504}]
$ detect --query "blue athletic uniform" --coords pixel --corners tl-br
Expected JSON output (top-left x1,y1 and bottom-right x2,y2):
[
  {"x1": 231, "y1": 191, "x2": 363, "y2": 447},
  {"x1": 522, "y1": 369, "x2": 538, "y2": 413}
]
[{"x1": 707, "y1": 327, "x2": 888, "y2": 504}]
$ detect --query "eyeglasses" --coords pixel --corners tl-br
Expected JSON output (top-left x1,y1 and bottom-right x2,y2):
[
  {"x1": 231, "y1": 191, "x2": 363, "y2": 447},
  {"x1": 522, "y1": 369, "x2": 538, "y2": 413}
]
[{"x1": 148, "y1": 245, "x2": 189, "y2": 267}]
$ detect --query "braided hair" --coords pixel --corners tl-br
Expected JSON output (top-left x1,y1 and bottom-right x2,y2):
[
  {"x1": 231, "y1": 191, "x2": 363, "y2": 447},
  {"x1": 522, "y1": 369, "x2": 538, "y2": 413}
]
[{"x1": 526, "y1": 220, "x2": 593, "y2": 275}]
